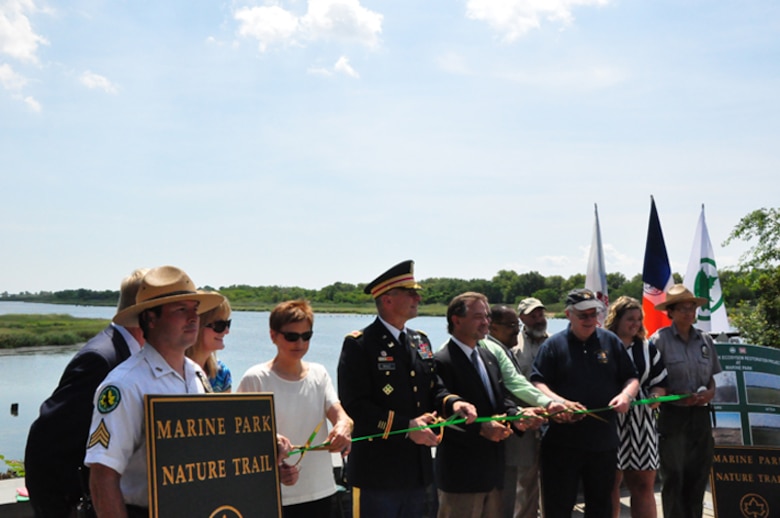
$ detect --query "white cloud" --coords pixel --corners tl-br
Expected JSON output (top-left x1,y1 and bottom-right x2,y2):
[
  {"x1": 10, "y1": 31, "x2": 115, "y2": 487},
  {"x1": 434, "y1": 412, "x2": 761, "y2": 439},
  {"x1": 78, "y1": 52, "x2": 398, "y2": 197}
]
[
  {"x1": 0, "y1": 0, "x2": 49, "y2": 63},
  {"x1": 22, "y1": 94, "x2": 40, "y2": 111},
  {"x1": 333, "y1": 55, "x2": 358, "y2": 77},
  {"x1": 235, "y1": 0, "x2": 382, "y2": 53},
  {"x1": 466, "y1": 0, "x2": 609, "y2": 42},
  {"x1": 0, "y1": 62, "x2": 27, "y2": 90},
  {"x1": 306, "y1": 55, "x2": 359, "y2": 78},
  {"x1": 301, "y1": 0, "x2": 382, "y2": 47},
  {"x1": 235, "y1": 5, "x2": 300, "y2": 52},
  {"x1": 80, "y1": 70, "x2": 118, "y2": 94}
]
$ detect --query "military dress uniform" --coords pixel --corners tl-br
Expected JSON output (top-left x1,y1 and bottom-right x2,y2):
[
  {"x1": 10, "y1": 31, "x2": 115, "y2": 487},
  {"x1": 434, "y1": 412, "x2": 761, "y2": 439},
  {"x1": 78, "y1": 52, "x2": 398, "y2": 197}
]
[{"x1": 338, "y1": 318, "x2": 462, "y2": 492}]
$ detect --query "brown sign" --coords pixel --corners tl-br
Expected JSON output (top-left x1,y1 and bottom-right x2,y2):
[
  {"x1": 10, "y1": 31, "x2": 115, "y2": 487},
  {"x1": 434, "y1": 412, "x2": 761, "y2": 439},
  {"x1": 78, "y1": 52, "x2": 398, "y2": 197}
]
[
  {"x1": 710, "y1": 445, "x2": 780, "y2": 518},
  {"x1": 144, "y1": 393, "x2": 281, "y2": 518}
]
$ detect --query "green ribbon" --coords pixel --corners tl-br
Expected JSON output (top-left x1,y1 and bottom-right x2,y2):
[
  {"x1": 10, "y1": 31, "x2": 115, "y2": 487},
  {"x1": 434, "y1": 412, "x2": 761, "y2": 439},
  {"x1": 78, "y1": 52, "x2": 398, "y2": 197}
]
[{"x1": 287, "y1": 392, "x2": 693, "y2": 457}]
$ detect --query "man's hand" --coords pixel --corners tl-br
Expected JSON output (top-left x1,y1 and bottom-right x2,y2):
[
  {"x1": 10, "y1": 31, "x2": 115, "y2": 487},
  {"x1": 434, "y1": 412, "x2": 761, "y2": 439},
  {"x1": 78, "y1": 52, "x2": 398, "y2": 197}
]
[
  {"x1": 279, "y1": 462, "x2": 299, "y2": 486},
  {"x1": 512, "y1": 407, "x2": 546, "y2": 432},
  {"x1": 452, "y1": 400, "x2": 478, "y2": 424},
  {"x1": 687, "y1": 385, "x2": 715, "y2": 406},
  {"x1": 545, "y1": 400, "x2": 567, "y2": 416},
  {"x1": 480, "y1": 416, "x2": 512, "y2": 442},
  {"x1": 408, "y1": 413, "x2": 441, "y2": 446},
  {"x1": 552, "y1": 401, "x2": 587, "y2": 423}
]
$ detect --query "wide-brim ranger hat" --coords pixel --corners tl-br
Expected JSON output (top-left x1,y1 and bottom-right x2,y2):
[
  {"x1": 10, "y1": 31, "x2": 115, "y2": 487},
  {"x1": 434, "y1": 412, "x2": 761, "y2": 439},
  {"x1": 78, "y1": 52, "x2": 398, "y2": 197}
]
[
  {"x1": 113, "y1": 266, "x2": 225, "y2": 327},
  {"x1": 364, "y1": 260, "x2": 423, "y2": 298},
  {"x1": 565, "y1": 288, "x2": 603, "y2": 311},
  {"x1": 654, "y1": 284, "x2": 707, "y2": 311}
]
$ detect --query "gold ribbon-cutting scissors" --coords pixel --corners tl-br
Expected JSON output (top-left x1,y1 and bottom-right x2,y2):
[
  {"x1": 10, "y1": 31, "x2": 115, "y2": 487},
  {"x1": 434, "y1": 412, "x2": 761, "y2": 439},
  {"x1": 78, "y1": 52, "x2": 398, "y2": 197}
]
[{"x1": 290, "y1": 419, "x2": 326, "y2": 467}]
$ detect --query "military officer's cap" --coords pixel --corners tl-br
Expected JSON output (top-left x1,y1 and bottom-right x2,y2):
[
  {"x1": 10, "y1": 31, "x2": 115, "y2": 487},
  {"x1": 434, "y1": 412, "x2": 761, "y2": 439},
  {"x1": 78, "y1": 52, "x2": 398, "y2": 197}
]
[{"x1": 364, "y1": 260, "x2": 422, "y2": 298}]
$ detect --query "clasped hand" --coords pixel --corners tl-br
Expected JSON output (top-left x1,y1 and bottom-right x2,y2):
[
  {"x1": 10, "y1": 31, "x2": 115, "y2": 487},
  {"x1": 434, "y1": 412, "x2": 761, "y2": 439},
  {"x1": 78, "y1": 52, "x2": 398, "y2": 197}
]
[
  {"x1": 408, "y1": 412, "x2": 442, "y2": 446},
  {"x1": 480, "y1": 415, "x2": 512, "y2": 442},
  {"x1": 512, "y1": 407, "x2": 547, "y2": 432}
]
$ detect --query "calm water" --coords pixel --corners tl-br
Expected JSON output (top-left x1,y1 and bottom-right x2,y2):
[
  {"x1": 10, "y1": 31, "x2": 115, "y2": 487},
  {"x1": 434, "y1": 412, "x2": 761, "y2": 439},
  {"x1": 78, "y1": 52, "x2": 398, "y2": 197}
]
[{"x1": 0, "y1": 301, "x2": 567, "y2": 461}]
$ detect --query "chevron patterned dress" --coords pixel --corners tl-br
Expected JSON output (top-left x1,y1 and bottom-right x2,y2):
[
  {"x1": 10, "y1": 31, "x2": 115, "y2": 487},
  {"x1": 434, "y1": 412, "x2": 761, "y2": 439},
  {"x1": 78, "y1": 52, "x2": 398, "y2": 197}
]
[{"x1": 616, "y1": 338, "x2": 668, "y2": 470}]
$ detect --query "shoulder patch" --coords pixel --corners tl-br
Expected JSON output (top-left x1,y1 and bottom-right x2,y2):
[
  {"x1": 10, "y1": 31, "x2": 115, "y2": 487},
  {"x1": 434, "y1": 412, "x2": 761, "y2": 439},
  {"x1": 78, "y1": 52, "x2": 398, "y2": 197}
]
[
  {"x1": 97, "y1": 385, "x2": 121, "y2": 414},
  {"x1": 347, "y1": 330, "x2": 363, "y2": 338}
]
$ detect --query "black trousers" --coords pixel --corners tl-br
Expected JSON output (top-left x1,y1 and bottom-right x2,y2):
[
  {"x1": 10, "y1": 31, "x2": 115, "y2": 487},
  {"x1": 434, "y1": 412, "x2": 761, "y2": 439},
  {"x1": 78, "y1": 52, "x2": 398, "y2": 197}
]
[
  {"x1": 658, "y1": 404, "x2": 714, "y2": 518},
  {"x1": 540, "y1": 441, "x2": 616, "y2": 518}
]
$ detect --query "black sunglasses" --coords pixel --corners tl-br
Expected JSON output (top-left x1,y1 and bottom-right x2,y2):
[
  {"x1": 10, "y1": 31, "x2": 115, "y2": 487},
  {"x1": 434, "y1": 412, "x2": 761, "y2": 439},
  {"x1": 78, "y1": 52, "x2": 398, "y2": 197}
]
[
  {"x1": 278, "y1": 330, "x2": 314, "y2": 342},
  {"x1": 205, "y1": 319, "x2": 231, "y2": 333}
]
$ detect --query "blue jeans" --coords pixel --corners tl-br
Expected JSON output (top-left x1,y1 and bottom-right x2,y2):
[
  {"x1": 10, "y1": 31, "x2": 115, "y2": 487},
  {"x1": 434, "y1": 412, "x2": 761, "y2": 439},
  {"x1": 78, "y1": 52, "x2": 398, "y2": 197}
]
[{"x1": 354, "y1": 487, "x2": 428, "y2": 518}]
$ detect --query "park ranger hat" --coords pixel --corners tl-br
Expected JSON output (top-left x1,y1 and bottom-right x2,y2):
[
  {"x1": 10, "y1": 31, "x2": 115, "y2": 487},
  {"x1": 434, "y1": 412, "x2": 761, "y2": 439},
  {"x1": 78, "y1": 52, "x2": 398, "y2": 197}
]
[
  {"x1": 654, "y1": 284, "x2": 707, "y2": 311},
  {"x1": 113, "y1": 265, "x2": 225, "y2": 327},
  {"x1": 364, "y1": 260, "x2": 422, "y2": 298}
]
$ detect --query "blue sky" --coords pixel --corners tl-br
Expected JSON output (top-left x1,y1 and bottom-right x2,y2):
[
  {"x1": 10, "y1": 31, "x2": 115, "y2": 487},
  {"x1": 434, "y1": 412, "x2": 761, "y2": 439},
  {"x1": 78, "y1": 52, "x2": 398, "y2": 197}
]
[{"x1": 1, "y1": 0, "x2": 778, "y2": 294}]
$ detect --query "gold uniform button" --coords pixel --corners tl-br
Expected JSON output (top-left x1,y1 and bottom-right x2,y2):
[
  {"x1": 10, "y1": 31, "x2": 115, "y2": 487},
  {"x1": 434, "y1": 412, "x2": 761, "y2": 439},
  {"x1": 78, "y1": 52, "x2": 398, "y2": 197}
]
[
  {"x1": 411, "y1": 371, "x2": 416, "y2": 377},
  {"x1": 417, "y1": 402, "x2": 421, "y2": 408},
  {"x1": 413, "y1": 386, "x2": 418, "y2": 392},
  {"x1": 386, "y1": 371, "x2": 390, "y2": 376}
]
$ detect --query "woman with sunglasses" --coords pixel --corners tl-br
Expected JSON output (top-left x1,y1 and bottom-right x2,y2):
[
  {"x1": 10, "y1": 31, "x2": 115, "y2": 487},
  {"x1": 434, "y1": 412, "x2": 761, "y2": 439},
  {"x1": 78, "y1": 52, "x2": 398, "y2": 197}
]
[
  {"x1": 237, "y1": 299, "x2": 353, "y2": 518},
  {"x1": 185, "y1": 298, "x2": 233, "y2": 393},
  {"x1": 605, "y1": 296, "x2": 667, "y2": 518}
]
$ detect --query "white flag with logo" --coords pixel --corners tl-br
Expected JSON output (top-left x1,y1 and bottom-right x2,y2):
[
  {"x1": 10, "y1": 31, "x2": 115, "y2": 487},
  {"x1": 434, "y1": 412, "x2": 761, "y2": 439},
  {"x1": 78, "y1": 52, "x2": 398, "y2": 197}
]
[
  {"x1": 683, "y1": 205, "x2": 729, "y2": 333},
  {"x1": 585, "y1": 204, "x2": 609, "y2": 325}
]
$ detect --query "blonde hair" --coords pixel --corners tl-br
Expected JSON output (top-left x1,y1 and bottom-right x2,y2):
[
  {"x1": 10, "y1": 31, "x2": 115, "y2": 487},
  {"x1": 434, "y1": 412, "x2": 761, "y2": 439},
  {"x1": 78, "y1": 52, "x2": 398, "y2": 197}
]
[
  {"x1": 604, "y1": 296, "x2": 646, "y2": 341},
  {"x1": 186, "y1": 297, "x2": 232, "y2": 378},
  {"x1": 116, "y1": 268, "x2": 150, "y2": 312}
]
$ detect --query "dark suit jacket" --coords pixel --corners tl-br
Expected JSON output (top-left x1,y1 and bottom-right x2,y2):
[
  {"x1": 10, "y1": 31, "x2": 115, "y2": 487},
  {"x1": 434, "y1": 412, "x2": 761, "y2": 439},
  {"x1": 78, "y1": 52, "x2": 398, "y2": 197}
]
[
  {"x1": 338, "y1": 318, "x2": 460, "y2": 490},
  {"x1": 434, "y1": 339, "x2": 518, "y2": 493},
  {"x1": 25, "y1": 325, "x2": 132, "y2": 514}
]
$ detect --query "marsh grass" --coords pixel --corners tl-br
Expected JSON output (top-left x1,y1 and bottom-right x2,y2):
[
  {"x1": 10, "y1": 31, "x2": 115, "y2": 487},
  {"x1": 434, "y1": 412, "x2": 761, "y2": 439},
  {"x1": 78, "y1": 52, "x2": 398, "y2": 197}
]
[{"x1": 0, "y1": 314, "x2": 109, "y2": 349}]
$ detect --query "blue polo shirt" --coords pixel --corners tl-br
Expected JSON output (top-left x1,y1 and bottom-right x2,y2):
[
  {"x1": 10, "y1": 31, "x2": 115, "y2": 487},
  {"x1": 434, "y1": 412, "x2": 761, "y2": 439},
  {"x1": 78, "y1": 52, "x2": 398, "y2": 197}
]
[{"x1": 531, "y1": 326, "x2": 638, "y2": 451}]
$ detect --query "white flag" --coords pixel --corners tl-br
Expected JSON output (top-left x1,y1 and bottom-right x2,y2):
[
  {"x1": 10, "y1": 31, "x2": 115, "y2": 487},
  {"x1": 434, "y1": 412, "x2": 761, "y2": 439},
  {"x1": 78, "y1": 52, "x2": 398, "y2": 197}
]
[
  {"x1": 683, "y1": 205, "x2": 729, "y2": 333},
  {"x1": 585, "y1": 204, "x2": 609, "y2": 324}
]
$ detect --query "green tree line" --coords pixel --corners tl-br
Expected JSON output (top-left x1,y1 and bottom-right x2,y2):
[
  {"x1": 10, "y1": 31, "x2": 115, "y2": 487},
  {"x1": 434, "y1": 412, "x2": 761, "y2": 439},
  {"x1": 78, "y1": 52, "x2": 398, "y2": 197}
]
[
  {"x1": 2, "y1": 207, "x2": 778, "y2": 346},
  {"x1": 0, "y1": 268, "x2": 756, "y2": 314}
]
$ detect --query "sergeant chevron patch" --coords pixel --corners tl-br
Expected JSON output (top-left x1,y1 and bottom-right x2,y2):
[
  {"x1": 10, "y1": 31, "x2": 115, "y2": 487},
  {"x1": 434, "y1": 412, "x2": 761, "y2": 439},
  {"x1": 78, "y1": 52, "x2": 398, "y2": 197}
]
[{"x1": 87, "y1": 419, "x2": 111, "y2": 449}]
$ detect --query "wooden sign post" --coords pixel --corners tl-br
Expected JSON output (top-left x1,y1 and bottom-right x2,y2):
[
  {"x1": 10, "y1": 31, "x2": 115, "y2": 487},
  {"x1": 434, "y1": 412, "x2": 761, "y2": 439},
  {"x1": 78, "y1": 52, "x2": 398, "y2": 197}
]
[{"x1": 145, "y1": 393, "x2": 282, "y2": 517}]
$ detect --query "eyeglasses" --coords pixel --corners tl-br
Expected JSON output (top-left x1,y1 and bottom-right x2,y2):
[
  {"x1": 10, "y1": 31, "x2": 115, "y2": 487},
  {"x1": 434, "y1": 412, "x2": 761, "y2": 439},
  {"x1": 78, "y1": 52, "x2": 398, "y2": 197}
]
[
  {"x1": 205, "y1": 319, "x2": 231, "y2": 333},
  {"x1": 496, "y1": 321, "x2": 520, "y2": 330},
  {"x1": 278, "y1": 330, "x2": 314, "y2": 342},
  {"x1": 572, "y1": 310, "x2": 599, "y2": 321}
]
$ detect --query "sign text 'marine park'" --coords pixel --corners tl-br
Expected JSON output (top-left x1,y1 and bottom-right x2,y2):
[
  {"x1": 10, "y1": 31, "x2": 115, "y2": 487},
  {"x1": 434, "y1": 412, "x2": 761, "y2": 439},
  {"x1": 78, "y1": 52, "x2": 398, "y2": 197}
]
[
  {"x1": 710, "y1": 343, "x2": 780, "y2": 518},
  {"x1": 144, "y1": 393, "x2": 282, "y2": 518}
]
